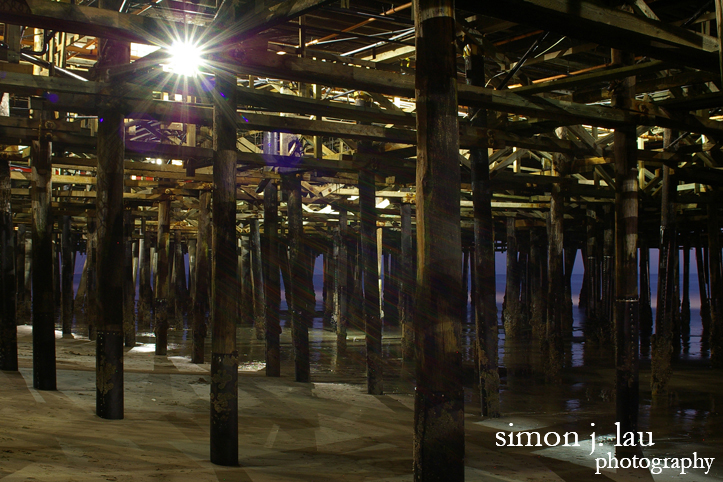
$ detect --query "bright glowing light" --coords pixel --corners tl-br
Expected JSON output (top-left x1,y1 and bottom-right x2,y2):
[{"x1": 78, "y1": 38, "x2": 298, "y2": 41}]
[
  {"x1": 375, "y1": 198, "x2": 390, "y2": 209},
  {"x1": 164, "y1": 40, "x2": 204, "y2": 77}
]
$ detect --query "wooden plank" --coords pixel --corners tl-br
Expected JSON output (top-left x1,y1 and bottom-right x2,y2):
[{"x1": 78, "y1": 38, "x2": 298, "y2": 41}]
[
  {"x1": 460, "y1": 0, "x2": 719, "y2": 71},
  {"x1": 0, "y1": 0, "x2": 333, "y2": 47},
  {"x1": 512, "y1": 60, "x2": 667, "y2": 96},
  {"x1": 413, "y1": 1, "x2": 463, "y2": 479}
]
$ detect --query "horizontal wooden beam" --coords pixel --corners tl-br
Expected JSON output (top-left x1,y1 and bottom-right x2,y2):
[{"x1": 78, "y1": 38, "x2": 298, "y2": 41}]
[
  {"x1": 0, "y1": 0, "x2": 333, "y2": 47},
  {"x1": 512, "y1": 60, "x2": 668, "y2": 96},
  {"x1": 459, "y1": 0, "x2": 719, "y2": 72}
]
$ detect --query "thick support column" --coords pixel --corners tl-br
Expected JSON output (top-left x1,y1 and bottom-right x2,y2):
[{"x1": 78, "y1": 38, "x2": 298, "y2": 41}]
[
  {"x1": 355, "y1": 94, "x2": 383, "y2": 395},
  {"x1": 173, "y1": 231, "x2": 186, "y2": 327},
  {"x1": 251, "y1": 219, "x2": 265, "y2": 340},
  {"x1": 399, "y1": 203, "x2": 414, "y2": 360},
  {"x1": 284, "y1": 173, "x2": 310, "y2": 383},
  {"x1": 349, "y1": 232, "x2": 363, "y2": 332},
  {"x1": 0, "y1": 157, "x2": 17, "y2": 371},
  {"x1": 413, "y1": 0, "x2": 464, "y2": 478},
  {"x1": 123, "y1": 210, "x2": 135, "y2": 347},
  {"x1": 192, "y1": 191, "x2": 211, "y2": 364},
  {"x1": 612, "y1": 49, "x2": 639, "y2": 444},
  {"x1": 546, "y1": 139, "x2": 567, "y2": 377},
  {"x1": 652, "y1": 132, "x2": 677, "y2": 398},
  {"x1": 239, "y1": 236, "x2": 252, "y2": 325},
  {"x1": 138, "y1": 218, "x2": 153, "y2": 330},
  {"x1": 210, "y1": 71, "x2": 239, "y2": 466},
  {"x1": 465, "y1": 43, "x2": 498, "y2": 417},
  {"x1": 503, "y1": 217, "x2": 522, "y2": 338},
  {"x1": 335, "y1": 210, "x2": 349, "y2": 354},
  {"x1": 31, "y1": 134, "x2": 55, "y2": 390},
  {"x1": 263, "y1": 181, "x2": 281, "y2": 376},
  {"x1": 359, "y1": 166, "x2": 382, "y2": 395},
  {"x1": 708, "y1": 199, "x2": 723, "y2": 367},
  {"x1": 155, "y1": 199, "x2": 171, "y2": 355},
  {"x1": 95, "y1": 26, "x2": 129, "y2": 416},
  {"x1": 61, "y1": 216, "x2": 75, "y2": 338},
  {"x1": 529, "y1": 227, "x2": 547, "y2": 339}
]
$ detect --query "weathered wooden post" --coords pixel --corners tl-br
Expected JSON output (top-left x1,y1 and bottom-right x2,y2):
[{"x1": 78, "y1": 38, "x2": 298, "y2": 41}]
[
  {"x1": 359, "y1": 166, "x2": 382, "y2": 394},
  {"x1": 695, "y1": 232, "x2": 711, "y2": 347},
  {"x1": 414, "y1": 0, "x2": 464, "y2": 477},
  {"x1": 138, "y1": 218, "x2": 153, "y2": 330},
  {"x1": 546, "y1": 133, "x2": 567, "y2": 377},
  {"x1": 601, "y1": 206, "x2": 615, "y2": 334},
  {"x1": 639, "y1": 240, "x2": 653, "y2": 357},
  {"x1": 612, "y1": 48, "x2": 639, "y2": 444},
  {"x1": 465, "y1": 42, "x2": 498, "y2": 417},
  {"x1": 529, "y1": 227, "x2": 547, "y2": 339},
  {"x1": 681, "y1": 238, "x2": 691, "y2": 351},
  {"x1": 155, "y1": 199, "x2": 171, "y2": 355},
  {"x1": 123, "y1": 210, "x2": 135, "y2": 347},
  {"x1": 187, "y1": 238, "x2": 196, "y2": 303},
  {"x1": 652, "y1": 131, "x2": 676, "y2": 398},
  {"x1": 354, "y1": 95, "x2": 383, "y2": 394},
  {"x1": 192, "y1": 191, "x2": 211, "y2": 364},
  {"x1": 708, "y1": 199, "x2": 723, "y2": 367},
  {"x1": 61, "y1": 216, "x2": 75, "y2": 339},
  {"x1": 334, "y1": 209, "x2": 349, "y2": 354},
  {"x1": 585, "y1": 211, "x2": 599, "y2": 322},
  {"x1": 504, "y1": 217, "x2": 522, "y2": 337},
  {"x1": 284, "y1": 173, "x2": 309, "y2": 382},
  {"x1": 251, "y1": 218, "x2": 265, "y2": 339},
  {"x1": 210, "y1": 70, "x2": 239, "y2": 466},
  {"x1": 31, "y1": 127, "x2": 55, "y2": 390},
  {"x1": 239, "y1": 235, "x2": 252, "y2": 325},
  {"x1": 399, "y1": 202, "x2": 414, "y2": 360},
  {"x1": 323, "y1": 231, "x2": 335, "y2": 326},
  {"x1": 87, "y1": 219, "x2": 98, "y2": 340},
  {"x1": 94, "y1": 18, "x2": 129, "y2": 416},
  {"x1": 15, "y1": 225, "x2": 26, "y2": 319},
  {"x1": 0, "y1": 156, "x2": 17, "y2": 371},
  {"x1": 263, "y1": 181, "x2": 281, "y2": 376},
  {"x1": 172, "y1": 230, "x2": 186, "y2": 327}
]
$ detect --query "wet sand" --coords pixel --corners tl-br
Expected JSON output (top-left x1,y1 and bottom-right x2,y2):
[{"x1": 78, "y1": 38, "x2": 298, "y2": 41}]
[{"x1": 0, "y1": 314, "x2": 721, "y2": 481}]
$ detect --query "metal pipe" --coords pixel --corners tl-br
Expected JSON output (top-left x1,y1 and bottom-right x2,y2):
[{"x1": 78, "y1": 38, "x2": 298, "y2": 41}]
[
  {"x1": 304, "y1": 26, "x2": 416, "y2": 47},
  {"x1": 497, "y1": 31, "x2": 550, "y2": 90},
  {"x1": 20, "y1": 53, "x2": 89, "y2": 81},
  {"x1": 326, "y1": 89, "x2": 355, "y2": 100},
  {"x1": 681, "y1": 0, "x2": 714, "y2": 27},
  {"x1": 314, "y1": 28, "x2": 416, "y2": 46},
  {"x1": 341, "y1": 28, "x2": 415, "y2": 57},
  {"x1": 310, "y1": 2, "x2": 413, "y2": 45}
]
